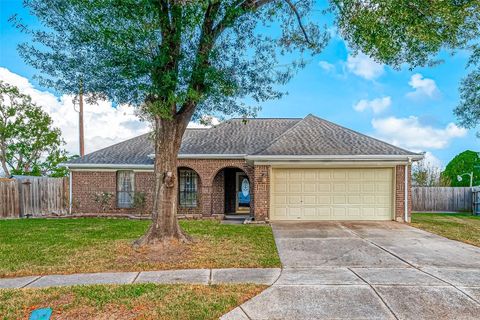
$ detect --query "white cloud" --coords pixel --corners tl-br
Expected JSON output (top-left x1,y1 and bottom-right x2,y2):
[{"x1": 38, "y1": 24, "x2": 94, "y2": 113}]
[
  {"x1": 0, "y1": 67, "x2": 151, "y2": 155},
  {"x1": 353, "y1": 96, "x2": 391, "y2": 114},
  {"x1": 371, "y1": 116, "x2": 467, "y2": 150},
  {"x1": 318, "y1": 60, "x2": 335, "y2": 73},
  {"x1": 406, "y1": 73, "x2": 439, "y2": 99},
  {"x1": 188, "y1": 115, "x2": 220, "y2": 128},
  {"x1": 0, "y1": 68, "x2": 223, "y2": 156},
  {"x1": 346, "y1": 52, "x2": 384, "y2": 80},
  {"x1": 422, "y1": 151, "x2": 443, "y2": 169}
]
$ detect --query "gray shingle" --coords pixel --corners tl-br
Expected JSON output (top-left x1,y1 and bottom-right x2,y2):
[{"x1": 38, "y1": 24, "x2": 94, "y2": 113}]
[
  {"x1": 254, "y1": 114, "x2": 416, "y2": 156},
  {"x1": 67, "y1": 115, "x2": 419, "y2": 166}
]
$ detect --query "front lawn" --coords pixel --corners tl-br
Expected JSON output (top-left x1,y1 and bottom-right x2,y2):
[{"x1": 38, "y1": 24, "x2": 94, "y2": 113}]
[
  {"x1": 0, "y1": 218, "x2": 280, "y2": 277},
  {"x1": 0, "y1": 283, "x2": 265, "y2": 320},
  {"x1": 411, "y1": 212, "x2": 480, "y2": 247}
]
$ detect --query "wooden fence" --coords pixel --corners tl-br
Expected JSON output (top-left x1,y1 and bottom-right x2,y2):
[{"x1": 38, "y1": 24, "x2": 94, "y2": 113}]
[
  {"x1": 0, "y1": 178, "x2": 20, "y2": 218},
  {"x1": 0, "y1": 176, "x2": 68, "y2": 218},
  {"x1": 412, "y1": 187, "x2": 472, "y2": 212}
]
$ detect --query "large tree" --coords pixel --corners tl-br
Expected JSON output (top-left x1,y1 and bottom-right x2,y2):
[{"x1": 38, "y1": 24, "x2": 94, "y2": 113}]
[
  {"x1": 442, "y1": 150, "x2": 480, "y2": 187},
  {"x1": 0, "y1": 81, "x2": 68, "y2": 177},
  {"x1": 14, "y1": 0, "x2": 480, "y2": 245}
]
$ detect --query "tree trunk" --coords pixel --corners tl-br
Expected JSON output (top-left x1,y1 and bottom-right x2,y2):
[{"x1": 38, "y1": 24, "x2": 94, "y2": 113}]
[
  {"x1": 0, "y1": 145, "x2": 10, "y2": 177},
  {"x1": 134, "y1": 115, "x2": 190, "y2": 247}
]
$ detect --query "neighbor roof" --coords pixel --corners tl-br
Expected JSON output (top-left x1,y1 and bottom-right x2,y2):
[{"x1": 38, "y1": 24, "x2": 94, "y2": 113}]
[{"x1": 66, "y1": 114, "x2": 421, "y2": 167}]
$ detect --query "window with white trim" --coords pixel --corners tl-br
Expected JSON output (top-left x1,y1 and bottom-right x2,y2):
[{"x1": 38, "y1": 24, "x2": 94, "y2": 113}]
[
  {"x1": 117, "y1": 170, "x2": 134, "y2": 208},
  {"x1": 179, "y1": 169, "x2": 198, "y2": 207}
]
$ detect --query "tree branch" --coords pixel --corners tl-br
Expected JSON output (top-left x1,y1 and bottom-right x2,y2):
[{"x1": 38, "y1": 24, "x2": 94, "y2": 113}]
[
  {"x1": 176, "y1": 1, "x2": 222, "y2": 118},
  {"x1": 212, "y1": 0, "x2": 274, "y2": 38},
  {"x1": 283, "y1": 0, "x2": 312, "y2": 45}
]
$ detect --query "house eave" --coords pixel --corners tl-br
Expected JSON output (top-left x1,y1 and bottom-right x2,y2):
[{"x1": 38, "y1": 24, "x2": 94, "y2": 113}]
[
  {"x1": 63, "y1": 154, "x2": 423, "y2": 170},
  {"x1": 63, "y1": 163, "x2": 154, "y2": 170},
  {"x1": 246, "y1": 154, "x2": 424, "y2": 162}
]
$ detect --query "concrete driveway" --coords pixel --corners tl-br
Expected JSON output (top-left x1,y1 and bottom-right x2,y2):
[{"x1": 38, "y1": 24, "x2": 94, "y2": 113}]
[{"x1": 221, "y1": 221, "x2": 480, "y2": 320}]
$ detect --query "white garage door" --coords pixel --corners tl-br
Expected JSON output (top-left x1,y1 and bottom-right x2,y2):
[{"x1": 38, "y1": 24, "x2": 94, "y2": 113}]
[{"x1": 271, "y1": 168, "x2": 393, "y2": 221}]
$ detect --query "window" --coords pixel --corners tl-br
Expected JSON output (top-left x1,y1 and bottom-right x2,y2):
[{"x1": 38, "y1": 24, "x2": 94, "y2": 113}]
[
  {"x1": 179, "y1": 169, "x2": 198, "y2": 207},
  {"x1": 117, "y1": 170, "x2": 134, "y2": 208}
]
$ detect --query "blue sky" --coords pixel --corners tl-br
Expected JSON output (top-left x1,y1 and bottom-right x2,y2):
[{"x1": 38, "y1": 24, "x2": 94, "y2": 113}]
[{"x1": 0, "y1": 1, "x2": 478, "y2": 167}]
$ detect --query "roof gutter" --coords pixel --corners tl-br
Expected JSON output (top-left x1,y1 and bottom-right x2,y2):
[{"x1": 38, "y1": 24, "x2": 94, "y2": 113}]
[
  {"x1": 177, "y1": 154, "x2": 247, "y2": 159},
  {"x1": 246, "y1": 154, "x2": 424, "y2": 162},
  {"x1": 63, "y1": 154, "x2": 424, "y2": 169},
  {"x1": 63, "y1": 163, "x2": 154, "y2": 170}
]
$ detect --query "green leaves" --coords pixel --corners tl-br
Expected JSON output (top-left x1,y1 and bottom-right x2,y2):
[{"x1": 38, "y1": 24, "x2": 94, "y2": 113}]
[
  {"x1": 442, "y1": 150, "x2": 480, "y2": 187},
  {"x1": 333, "y1": 0, "x2": 479, "y2": 69},
  {"x1": 0, "y1": 81, "x2": 68, "y2": 177}
]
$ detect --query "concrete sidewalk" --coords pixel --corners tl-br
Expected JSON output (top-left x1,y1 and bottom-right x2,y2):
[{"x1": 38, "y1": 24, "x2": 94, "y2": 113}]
[{"x1": 0, "y1": 268, "x2": 281, "y2": 289}]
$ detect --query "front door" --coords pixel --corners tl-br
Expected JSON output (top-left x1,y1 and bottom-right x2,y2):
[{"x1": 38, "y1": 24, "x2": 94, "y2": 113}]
[{"x1": 236, "y1": 173, "x2": 250, "y2": 213}]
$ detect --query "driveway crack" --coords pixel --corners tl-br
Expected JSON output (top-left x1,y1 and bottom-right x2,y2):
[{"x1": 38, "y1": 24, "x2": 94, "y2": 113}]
[{"x1": 348, "y1": 268, "x2": 399, "y2": 320}]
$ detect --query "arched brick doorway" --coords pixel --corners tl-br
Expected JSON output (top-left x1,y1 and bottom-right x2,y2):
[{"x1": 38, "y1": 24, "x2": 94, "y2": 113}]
[{"x1": 212, "y1": 167, "x2": 253, "y2": 215}]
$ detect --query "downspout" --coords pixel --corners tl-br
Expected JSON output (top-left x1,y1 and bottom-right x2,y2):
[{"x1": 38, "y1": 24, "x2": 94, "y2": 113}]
[
  {"x1": 69, "y1": 170, "x2": 73, "y2": 214},
  {"x1": 404, "y1": 157, "x2": 412, "y2": 222}
]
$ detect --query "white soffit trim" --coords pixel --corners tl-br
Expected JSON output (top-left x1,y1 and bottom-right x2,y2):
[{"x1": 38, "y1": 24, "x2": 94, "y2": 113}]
[
  {"x1": 177, "y1": 154, "x2": 247, "y2": 159},
  {"x1": 246, "y1": 154, "x2": 424, "y2": 162},
  {"x1": 166, "y1": 154, "x2": 246, "y2": 159},
  {"x1": 63, "y1": 163, "x2": 154, "y2": 170}
]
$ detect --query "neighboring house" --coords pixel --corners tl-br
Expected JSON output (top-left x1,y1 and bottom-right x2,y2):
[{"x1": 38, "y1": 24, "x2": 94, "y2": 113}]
[{"x1": 65, "y1": 114, "x2": 423, "y2": 222}]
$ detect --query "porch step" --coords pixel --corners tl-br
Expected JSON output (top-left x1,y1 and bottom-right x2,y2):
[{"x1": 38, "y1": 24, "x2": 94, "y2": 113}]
[{"x1": 222, "y1": 214, "x2": 250, "y2": 224}]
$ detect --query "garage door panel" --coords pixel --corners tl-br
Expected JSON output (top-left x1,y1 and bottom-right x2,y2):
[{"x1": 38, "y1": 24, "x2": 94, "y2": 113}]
[
  {"x1": 375, "y1": 183, "x2": 390, "y2": 192},
  {"x1": 304, "y1": 182, "x2": 316, "y2": 192},
  {"x1": 363, "y1": 195, "x2": 375, "y2": 205},
  {"x1": 333, "y1": 170, "x2": 347, "y2": 180},
  {"x1": 287, "y1": 207, "x2": 302, "y2": 217},
  {"x1": 317, "y1": 207, "x2": 331, "y2": 217},
  {"x1": 304, "y1": 207, "x2": 316, "y2": 216},
  {"x1": 303, "y1": 195, "x2": 317, "y2": 205},
  {"x1": 318, "y1": 171, "x2": 331, "y2": 179},
  {"x1": 289, "y1": 183, "x2": 302, "y2": 193},
  {"x1": 274, "y1": 195, "x2": 287, "y2": 205},
  {"x1": 274, "y1": 183, "x2": 287, "y2": 193},
  {"x1": 376, "y1": 195, "x2": 390, "y2": 205},
  {"x1": 347, "y1": 207, "x2": 361, "y2": 217},
  {"x1": 288, "y1": 195, "x2": 302, "y2": 205},
  {"x1": 317, "y1": 183, "x2": 331, "y2": 192},
  {"x1": 362, "y1": 183, "x2": 375, "y2": 193},
  {"x1": 271, "y1": 168, "x2": 393, "y2": 221},
  {"x1": 333, "y1": 195, "x2": 346, "y2": 204},
  {"x1": 348, "y1": 195, "x2": 362, "y2": 204},
  {"x1": 348, "y1": 183, "x2": 361, "y2": 192},
  {"x1": 317, "y1": 195, "x2": 331, "y2": 204},
  {"x1": 333, "y1": 207, "x2": 346, "y2": 216}
]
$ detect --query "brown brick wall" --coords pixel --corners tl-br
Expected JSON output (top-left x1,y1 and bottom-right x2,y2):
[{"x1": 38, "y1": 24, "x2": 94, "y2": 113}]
[
  {"x1": 395, "y1": 164, "x2": 412, "y2": 222},
  {"x1": 253, "y1": 165, "x2": 270, "y2": 221},
  {"x1": 212, "y1": 170, "x2": 224, "y2": 215},
  {"x1": 71, "y1": 171, "x2": 155, "y2": 214},
  {"x1": 71, "y1": 159, "x2": 258, "y2": 217},
  {"x1": 72, "y1": 162, "x2": 410, "y2": 222}
]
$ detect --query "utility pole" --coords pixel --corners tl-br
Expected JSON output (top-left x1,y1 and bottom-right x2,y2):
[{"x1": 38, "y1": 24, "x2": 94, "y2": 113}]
[{"x1": 79, "y1": 79, "x2": 85, "y2": 157}]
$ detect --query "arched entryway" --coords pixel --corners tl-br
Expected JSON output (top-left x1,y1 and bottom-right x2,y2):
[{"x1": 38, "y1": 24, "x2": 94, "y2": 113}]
[{"x1": 212, "y1": 167, "x2": 252, "y2": 215}]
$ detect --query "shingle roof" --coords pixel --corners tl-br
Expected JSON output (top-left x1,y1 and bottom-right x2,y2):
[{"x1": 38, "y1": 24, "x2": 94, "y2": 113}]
[
  {"x1": 253, "y1": 114, "x2": 415, "y2": 156},
  {"x1": 67, "y1": 114, "x2": 420, "y2": 166}
]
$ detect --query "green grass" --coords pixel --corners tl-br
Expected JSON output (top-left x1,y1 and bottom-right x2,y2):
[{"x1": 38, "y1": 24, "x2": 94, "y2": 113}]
[
  {"x1": 0, "y1": 283, "x2": 265, "y2": 320},
  {"x1": 411, "y1": 212, "x2": 480, "y2": 247},
  {"x1": 0, "y1": 218, "x2": 280, "y2": 277}
]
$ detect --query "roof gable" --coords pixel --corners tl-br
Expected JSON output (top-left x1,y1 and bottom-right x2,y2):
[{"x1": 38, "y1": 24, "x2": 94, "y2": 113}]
[{"x1": 254, "y1": 114, "x2": 415, "y2": 156}]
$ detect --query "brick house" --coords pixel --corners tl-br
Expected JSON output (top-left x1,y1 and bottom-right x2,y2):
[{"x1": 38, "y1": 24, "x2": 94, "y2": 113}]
[{"x1": 66, "y1": 114, "x2": 423, "y2": 222}]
